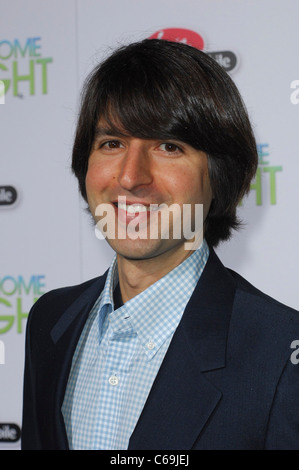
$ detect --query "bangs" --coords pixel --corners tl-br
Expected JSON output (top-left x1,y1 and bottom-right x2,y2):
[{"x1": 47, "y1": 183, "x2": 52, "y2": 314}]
[
  {"x1": 98, "y1": 78, "x2": 190, "y2": 143},
  {"x1": 92, "y1": 44, "x2": 205, "y2": 147}
]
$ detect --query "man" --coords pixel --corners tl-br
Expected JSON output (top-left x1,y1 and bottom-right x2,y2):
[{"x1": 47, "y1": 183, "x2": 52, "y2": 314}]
[{"x1": 22, "y1": 39, "x2": 299, "y2": 450}]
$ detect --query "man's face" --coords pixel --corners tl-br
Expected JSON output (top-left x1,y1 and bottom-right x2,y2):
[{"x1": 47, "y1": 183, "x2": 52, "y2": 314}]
[{"x1": 85, "y1": 119, "x2": 213, "y2": 262}]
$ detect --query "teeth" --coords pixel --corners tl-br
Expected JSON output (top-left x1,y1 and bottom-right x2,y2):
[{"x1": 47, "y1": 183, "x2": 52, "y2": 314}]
[
  {"x1": 117, "y1": 202, "x2": 160, "y2": 213},
  {"x1": 118, "y1": 202, "x2": 148, "y2": 213},
  {"x1": 128, "y1": 204, "x2": 147, "y2": 214}
]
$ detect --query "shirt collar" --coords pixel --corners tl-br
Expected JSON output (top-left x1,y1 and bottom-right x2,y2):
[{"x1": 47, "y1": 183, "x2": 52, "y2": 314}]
[{"x1": 98, "y1": 240, "x2": 209, "y2": 359}]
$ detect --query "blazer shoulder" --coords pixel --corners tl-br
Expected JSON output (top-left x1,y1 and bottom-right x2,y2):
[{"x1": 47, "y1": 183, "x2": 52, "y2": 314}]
[
  {"x1": 228, "y1": 268, "x2": 299, "y2": 318},
  {"x1": 37, "y1": 276, "x2": 103, "y2": 303},
  {"x1": 27, "y1": 274, "x2": 107, "y2": 334}
]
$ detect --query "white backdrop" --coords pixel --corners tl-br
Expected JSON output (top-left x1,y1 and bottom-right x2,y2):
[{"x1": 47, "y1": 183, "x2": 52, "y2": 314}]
[{"x1": 1, "y1": 0, "x2": 299, "y2": 449}]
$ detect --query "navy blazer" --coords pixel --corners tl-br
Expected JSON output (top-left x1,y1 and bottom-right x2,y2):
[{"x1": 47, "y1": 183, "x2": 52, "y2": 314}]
[{"x1": 22, "y1": 249, "x2": 299, "y2": 450}]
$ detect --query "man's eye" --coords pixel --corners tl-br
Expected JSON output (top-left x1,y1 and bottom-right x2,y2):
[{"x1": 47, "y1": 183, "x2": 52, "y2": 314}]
[
  {"x1": 159, "y1": 143, "x2": 181, "y2": 153},
  {"x1": 101, "y1": 140, "x2": 123, "y2": 149}
]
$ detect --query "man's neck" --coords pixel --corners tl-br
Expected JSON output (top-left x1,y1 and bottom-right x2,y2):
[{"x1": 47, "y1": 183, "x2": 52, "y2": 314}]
[{"x1": 116, "y1": 248, "x2": 194, "y2": 303}]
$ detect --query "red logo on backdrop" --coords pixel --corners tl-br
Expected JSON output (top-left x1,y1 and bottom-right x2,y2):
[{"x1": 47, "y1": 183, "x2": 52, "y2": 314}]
[
  {"x1": 149, "y1": 27, "x2": 237, "y2": 73},
  {"x1": 149, "y1": 28, "x2": 205, "y2": 50}
]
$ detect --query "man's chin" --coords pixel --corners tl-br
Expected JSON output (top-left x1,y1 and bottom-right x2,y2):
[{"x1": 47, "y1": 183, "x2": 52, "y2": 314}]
[
  {"x1": 105, "y1": 237, "x2": 190, "y2": 262},
  {"x1": 106, "y1": 238, "x2": 161, "y2": 261}
]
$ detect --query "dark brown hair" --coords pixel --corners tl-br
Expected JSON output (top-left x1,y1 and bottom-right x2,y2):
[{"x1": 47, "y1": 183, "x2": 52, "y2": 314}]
[{"x1": 72, "y1": 39, "x2": 258, "y2": 247}]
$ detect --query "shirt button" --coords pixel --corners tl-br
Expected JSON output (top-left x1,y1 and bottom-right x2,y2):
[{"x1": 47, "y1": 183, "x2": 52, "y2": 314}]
[
  {"x1": 147, "y1": 341, "x2": 155, "y2": 350},
  {"x1": 109, "y1": 375, "x2": 119, "y2": 386}
]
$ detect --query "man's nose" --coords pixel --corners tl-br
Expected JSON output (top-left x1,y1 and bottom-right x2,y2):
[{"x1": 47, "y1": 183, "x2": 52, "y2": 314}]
[{"x1": 118, "y1": 142, "x2": 153, "y2": 191}]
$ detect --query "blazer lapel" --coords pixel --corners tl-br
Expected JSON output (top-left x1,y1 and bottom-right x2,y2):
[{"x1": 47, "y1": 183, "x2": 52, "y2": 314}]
[
  {"x1": 129, "y1": 249, "x2": 236, "y2": 450},
  {"x1": 49, "y1": 274, "x2": 107, "y2": 449}
]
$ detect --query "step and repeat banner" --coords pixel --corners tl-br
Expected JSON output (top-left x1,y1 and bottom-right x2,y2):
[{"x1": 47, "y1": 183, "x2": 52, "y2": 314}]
[{"x1": 1, "y1": 0, "x2": 299, "y2": 449}]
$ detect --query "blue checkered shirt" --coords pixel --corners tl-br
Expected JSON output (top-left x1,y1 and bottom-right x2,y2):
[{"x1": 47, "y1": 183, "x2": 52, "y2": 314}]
[{"x1": 62, "y1": 240, "x2": 209, "y2": 449}]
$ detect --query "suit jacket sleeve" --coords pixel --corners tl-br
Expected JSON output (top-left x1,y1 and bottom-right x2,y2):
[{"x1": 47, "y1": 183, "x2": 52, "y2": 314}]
[
  {"x1": 22, "y1": 300, "x2": 42, "y2": 449},
  {"x1": 265, "y1": 355, "x2": 299, "y2": 449}
]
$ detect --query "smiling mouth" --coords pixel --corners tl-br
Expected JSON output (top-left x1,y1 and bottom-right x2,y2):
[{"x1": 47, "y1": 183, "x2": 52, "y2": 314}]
[{"x1": 114, "y1": 201, "x2": 159, "y2": 214}]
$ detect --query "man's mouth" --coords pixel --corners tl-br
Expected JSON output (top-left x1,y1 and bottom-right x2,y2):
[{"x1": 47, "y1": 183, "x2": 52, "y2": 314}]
[
  {"x1": 112, "y1": 198, "x2": 160, "y2": 227},
  {"x1": 115, "y1": 201, "x2": 158, "y2": 214}
]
